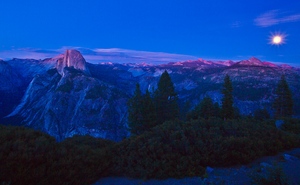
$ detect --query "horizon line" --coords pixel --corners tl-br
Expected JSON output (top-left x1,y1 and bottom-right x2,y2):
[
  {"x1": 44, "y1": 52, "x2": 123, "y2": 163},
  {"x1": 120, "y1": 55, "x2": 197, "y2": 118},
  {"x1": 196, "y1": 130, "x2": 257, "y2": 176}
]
[{"x1": 0, "y1": 47, "x2": 298, "y2": 67}]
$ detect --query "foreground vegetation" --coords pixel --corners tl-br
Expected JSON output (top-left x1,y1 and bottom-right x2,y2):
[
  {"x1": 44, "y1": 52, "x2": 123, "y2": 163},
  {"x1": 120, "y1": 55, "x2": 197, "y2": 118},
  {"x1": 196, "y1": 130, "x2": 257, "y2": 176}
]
[
  {"x1": 111, "y1": 118, "x2": 300, "y2": 179},
  {"x1": 0, "y1": 126, "x2": 112, "y2": 185},
  {"x1": 1, "y1": 118, "x2": 300, "y2": 184}
]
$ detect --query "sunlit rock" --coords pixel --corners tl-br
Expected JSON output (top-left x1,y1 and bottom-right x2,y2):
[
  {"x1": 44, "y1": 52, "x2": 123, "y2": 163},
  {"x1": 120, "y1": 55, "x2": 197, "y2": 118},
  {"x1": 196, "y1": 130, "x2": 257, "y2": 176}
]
[{"x1": 56, "y1": 49, "x2": 90, "y2": 76}]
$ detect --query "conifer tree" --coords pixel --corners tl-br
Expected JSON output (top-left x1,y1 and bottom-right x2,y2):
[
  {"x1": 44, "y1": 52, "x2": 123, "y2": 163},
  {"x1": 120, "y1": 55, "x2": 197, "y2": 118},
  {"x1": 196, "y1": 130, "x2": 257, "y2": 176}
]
[
  {"x1": 199, "y1": 96, "x2": 215, "y2": 119},
  {"x1": 127, "y1": 83, "x2": 143, "y2": 135},
  {"x1": 154, "y1": 70, "x2": 179, "y2": 125},
  {"x1": 221, "y1": 74, "x2": 234, "y2": 119},
  {"x1": 213, "y1": 102, "x2": 221, "y2": 118},
  {"x1": 273, "y1": 75, "x2": 293, "y2": 118},
  {"x1": 141, "y1": 89, "x2": 157, "y2": 131}
]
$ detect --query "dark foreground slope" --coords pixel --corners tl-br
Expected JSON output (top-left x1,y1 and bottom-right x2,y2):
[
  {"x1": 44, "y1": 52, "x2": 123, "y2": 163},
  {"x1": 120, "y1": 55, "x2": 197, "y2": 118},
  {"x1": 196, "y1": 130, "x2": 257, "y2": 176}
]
[{"x1": 1, "y1": 118, "x2": 300, "y2": 184}]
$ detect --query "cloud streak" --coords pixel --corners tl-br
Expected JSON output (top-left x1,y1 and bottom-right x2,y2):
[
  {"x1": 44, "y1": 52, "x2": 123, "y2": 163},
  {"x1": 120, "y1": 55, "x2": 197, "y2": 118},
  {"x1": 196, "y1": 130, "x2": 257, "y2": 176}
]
[
  {"x1": 0, "y1": 47, "x2": 198, "y2": 64},
  {"x1": 0, "y1": 48, "x2": 61, "y2": 60},
  {"x1": 90, "y1": 48, "x2": 198, "y2": 64},
  {"x1": 254, "y1": 10, "x2": 300, "y2": 27}
]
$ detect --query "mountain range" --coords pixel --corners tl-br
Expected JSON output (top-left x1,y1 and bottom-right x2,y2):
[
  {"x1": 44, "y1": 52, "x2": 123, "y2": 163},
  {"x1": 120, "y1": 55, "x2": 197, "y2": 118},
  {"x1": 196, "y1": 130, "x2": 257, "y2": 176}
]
[{"x1": 1, "y1": 50, "x2": 300, "y2": 141}]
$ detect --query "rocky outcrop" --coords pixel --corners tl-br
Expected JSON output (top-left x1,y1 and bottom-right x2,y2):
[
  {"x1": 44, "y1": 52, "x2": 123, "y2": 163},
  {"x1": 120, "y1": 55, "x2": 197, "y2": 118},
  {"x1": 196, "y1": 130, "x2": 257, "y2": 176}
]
[{"x1": 56, "y1": 50, "x2": 90, "y2": 76}]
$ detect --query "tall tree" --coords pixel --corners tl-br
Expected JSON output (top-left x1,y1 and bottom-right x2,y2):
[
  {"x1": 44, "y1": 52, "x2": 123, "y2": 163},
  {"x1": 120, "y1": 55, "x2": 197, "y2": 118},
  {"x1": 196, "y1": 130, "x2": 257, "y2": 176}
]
[
  {"x1": 127, "y1": 83, "x2": 143, "y2": 135},
  {"x1": 154, "y1": 70, "x2": 179, "y2": 125},
  {"x1": 141, "y1": 89, "x2": 157, "y2": 131},
  {"x1": 273, "y1": 75, "x2": 293, "y2": 118},
  {"x1": 221, "y1": 74, "x2": 234, "y2": 120}
]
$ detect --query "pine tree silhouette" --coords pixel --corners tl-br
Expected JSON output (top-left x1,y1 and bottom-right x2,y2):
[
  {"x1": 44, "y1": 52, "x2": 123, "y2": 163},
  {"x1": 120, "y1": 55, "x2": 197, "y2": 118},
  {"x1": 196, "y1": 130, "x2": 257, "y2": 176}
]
[{"x1": 273, "y1": 75, "x2": 293, "y2": 118}]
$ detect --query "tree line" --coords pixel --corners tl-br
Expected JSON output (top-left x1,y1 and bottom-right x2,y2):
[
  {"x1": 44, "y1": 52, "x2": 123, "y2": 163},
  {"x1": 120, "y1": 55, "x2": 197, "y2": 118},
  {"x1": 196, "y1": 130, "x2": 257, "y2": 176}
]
[{"x1": 128, "y1": 71, "x2": 294, "y2": 135}]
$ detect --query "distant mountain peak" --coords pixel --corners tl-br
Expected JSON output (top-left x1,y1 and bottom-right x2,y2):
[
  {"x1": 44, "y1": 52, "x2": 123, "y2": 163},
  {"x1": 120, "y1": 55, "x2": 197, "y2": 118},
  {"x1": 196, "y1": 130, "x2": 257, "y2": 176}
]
[
  {"x1": 234, "y1": 57, "x2": 269, "y2": 67},
  {"x1": 56, "y1": 50, "x2": 90, "y2": 76},
  {"x1": 249, "y1": 57, "x2": 262, "y2": 63},
  {"x1": 214, "y1": 60, "x2": 235, "y2": 66},
  {"x1": 224, "y1": 60, "x2": 235, "y2": 66}
]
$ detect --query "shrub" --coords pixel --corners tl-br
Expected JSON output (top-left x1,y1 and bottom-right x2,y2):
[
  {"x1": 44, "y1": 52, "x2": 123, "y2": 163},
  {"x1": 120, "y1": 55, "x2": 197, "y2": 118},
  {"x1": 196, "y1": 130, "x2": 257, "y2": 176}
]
[
  {"x1": 254, "y1": 108, "x2": 270, "y2": 120},
  {"x1": 0, "y1": 125, "x2": 57, "y2": 184},
  {"x1": 0, "y1": 125, "x2": 113, "y2": 185}
]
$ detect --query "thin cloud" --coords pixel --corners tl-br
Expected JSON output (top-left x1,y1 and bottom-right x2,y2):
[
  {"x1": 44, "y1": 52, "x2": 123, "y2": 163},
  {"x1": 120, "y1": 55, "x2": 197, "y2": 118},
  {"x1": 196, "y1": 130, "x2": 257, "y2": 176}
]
[
  {"x1": 92, "y1": 48, "x2": 198, "y2": 64},
  {"x1": 0, "y1": 47, "x2": 198, "y2": 64},
  {"x1": 0, "y1": 48, "x2": 60, "y2": 60},
  {"x1": 254, "y1": 10, "x2": 300, "y2": 27}
]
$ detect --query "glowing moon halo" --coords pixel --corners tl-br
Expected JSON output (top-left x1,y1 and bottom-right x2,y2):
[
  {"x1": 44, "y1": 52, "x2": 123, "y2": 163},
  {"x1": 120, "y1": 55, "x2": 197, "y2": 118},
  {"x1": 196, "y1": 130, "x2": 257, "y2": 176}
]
[{"x1": 269, "y1": 32, "x2": 286, "y2": 45}]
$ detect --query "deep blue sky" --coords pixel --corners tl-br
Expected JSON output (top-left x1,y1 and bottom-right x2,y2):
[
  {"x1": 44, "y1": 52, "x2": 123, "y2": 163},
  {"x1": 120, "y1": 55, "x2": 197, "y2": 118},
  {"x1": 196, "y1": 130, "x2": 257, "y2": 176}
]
[{"x1": 1, "y1": 0, "x2": 300, "y2": 65}]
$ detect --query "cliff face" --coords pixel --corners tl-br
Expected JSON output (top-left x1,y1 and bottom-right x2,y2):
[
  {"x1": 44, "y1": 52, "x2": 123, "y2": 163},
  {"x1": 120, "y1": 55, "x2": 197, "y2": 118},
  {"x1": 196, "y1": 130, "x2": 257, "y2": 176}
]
[
  {"x1": 0, "y1": 60, "x2": 25, "y2": 118},
  {"x1": 56, "y1": 50, "x2": 90, "y2": 76},
  {"x1": 7, "y1": 50, "x2": 128, "y2": 141},
  {"x1": 0, "y1": 60, "x2": 23, "y2": 91}
]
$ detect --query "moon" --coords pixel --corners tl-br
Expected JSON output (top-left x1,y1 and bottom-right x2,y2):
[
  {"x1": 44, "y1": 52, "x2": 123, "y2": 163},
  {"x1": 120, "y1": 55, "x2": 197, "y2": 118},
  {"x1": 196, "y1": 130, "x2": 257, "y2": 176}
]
[
  {"x1": 272, "y1": 36, "x2": 282, "y2": 44},
  {"x1": 269, "y1": 32, "x2": 286, "y2": 45}
]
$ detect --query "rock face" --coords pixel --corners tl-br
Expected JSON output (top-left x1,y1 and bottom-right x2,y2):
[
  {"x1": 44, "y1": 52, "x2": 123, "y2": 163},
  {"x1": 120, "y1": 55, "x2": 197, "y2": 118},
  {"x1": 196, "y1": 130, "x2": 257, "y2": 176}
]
[
  {"x1": 0, "y1": 60, "x2": 21, "y2": 91},
  {"x1": 7, "y1": 50, "x2": 128, "y2": 141},
  {"x1": 56, "y1": 50, "x2": 90, "y2": 76},
  {"x1": 0, "y1": 60, "x2": 25, "y2": 118}
]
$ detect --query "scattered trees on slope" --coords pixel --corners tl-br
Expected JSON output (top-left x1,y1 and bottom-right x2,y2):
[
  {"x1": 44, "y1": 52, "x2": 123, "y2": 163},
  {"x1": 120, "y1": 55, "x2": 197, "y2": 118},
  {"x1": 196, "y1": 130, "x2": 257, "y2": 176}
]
[
  {"x1": 127, "y1": 70, "x2": 179, "y2": 135},
  {"x1": 128, "y1": 72, "x2": 296, "y2": 138},
  {"x1": 188, "y1": 75, "x2": 234, "y2": 121}
]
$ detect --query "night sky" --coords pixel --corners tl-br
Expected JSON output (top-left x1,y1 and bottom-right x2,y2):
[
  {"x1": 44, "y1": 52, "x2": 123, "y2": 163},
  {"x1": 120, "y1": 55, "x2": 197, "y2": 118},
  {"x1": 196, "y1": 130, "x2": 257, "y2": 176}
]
[{"x1": 1, "y1": 0, "x2": 300, "y2": 65}]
